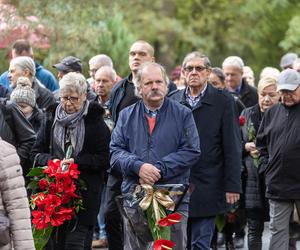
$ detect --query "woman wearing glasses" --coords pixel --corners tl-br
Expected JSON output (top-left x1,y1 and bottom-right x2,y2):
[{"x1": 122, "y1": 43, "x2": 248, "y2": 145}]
[{"x1": 31, "y1": 72, "x2": 110, "y2": 250}]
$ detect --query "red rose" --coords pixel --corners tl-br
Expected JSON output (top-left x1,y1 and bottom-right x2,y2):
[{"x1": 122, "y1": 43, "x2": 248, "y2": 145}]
[
  {"x1": 239, "y1": 116, "x2": 246, "y2": 126},
  {"x1": 38, "y1": 178, "x2": 49, "y2": 190},
  {"x1": 153, "y1": 239, "x2": 175, "y2": 250},
  {"x1": 227, "y1": 212, "x2": 236, "y2": 223},
  {"x1": 158, "y1": 213, "x2": 182, "y2": 227}
]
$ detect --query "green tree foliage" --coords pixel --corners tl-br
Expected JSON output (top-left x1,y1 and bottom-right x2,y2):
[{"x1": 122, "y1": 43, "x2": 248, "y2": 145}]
[
  {"x1": 2, "y1": 0, "x2": 300, "y2": 80},
  {"x1": 13, "y1": 0, "x2": 137, "y2": 77}
]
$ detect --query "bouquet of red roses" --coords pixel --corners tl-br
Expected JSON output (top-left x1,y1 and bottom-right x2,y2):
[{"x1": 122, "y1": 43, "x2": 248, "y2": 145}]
[{"x1": 27, "y1": 149, "x2": 83, "y2": 250}]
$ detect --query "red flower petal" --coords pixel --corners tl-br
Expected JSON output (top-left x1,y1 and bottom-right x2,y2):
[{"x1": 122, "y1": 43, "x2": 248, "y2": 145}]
[
  {"x1": 38, "y1": 178, "x2": 49, "y2": 190},
  {"x1": 239, "y1": 116, "x2": 246, "y2": 126},
  {"x1": 158, "y1": 213, "x2": 182, "y2": 227},
  {"x1": 153, "y1": 239, "x2": 175, "y2": 250}
]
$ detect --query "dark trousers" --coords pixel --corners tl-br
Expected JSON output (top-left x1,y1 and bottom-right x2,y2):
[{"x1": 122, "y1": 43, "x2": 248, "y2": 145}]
[
  {"x1": 45, "y1": 223, "x2": 90, "y2": 250},
  {"x1": 104, "y1": 173, "x2": 123, "y2": 250},
  {"x1": 247, "y1": 218, "x2": 264, "y2": 250}
]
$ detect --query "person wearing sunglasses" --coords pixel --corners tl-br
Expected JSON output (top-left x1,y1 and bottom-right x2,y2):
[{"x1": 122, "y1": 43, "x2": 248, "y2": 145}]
[{"x1": 170, "y1": 51, "x2": 242, "y2": 250}]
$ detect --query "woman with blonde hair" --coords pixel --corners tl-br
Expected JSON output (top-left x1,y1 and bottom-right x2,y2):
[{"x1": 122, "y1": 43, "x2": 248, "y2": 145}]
[{"x1": 241, "y1": 77, "x2": 280, "y2": 250}]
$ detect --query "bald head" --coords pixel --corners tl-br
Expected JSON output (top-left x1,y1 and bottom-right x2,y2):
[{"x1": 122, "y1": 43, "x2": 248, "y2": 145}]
[
  {"x1": 129, "y1": 40, "x2": 155, "y2": 74},
  {"x1": 89, "y1": 54, "x2": 113, "y2": 80}
]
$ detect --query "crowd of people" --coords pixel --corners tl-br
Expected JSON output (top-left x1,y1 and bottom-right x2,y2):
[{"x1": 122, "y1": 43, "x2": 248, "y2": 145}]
[{"x1": 0, "y1": 38, "x2": 299, "y2": 250}]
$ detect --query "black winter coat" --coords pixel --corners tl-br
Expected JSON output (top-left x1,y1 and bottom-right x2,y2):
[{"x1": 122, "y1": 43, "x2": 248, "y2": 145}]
[
  {"x1": 0, "y1": 102, "x2": 36, "y2": 174},
  {"x1": 31, "y1": 101, "x2": 111, "y2": 225},
  {"x1": 170, "y1": 84, "x2": 242, "y2": 217},
  {"x1": 239, "y1": 79, "x2": 258, "y2": 108},
  {"x1": 28, "y1": 107, "x2": 45, "y2": 134},
  {"x1": 32, "y1": 79, "x2": 56, "y2": 111},
  {"x1": 241, "y1": 105, "x2": 265, "y2": 209},
  {"x1": 257, "y1": 102, "x2": 300, "y2": 200}
]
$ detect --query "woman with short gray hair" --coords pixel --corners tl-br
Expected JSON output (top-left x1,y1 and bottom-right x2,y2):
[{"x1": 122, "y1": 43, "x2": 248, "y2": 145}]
[{"x1": 31, "y1": 72, "x2": 111, "y2": 250}]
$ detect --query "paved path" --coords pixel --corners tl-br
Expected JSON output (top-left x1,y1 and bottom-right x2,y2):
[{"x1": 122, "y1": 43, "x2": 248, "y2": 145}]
[
  {"x1": 93, "y1": 223, "x2": 300, "y2": 249},
  {"x1": 218, "y1": 222, "x2": 300, "y2": 250}
]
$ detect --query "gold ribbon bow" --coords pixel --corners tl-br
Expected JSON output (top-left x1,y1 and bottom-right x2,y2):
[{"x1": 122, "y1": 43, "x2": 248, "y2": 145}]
[{"x1": 137, "y1": 184, "x2": 182, "y2": 223}]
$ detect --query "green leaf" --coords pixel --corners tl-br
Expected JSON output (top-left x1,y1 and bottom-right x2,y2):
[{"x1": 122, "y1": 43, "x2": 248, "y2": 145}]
[
  {"x1": 27, "y1": 180, "x2": 39, "y2": 190},
  {"x1": 32, "y1": 225, "x2": 53, "y2": 250},
  {"x1": 215, "y1": 214, "x2": 226, "y2": 232},
  {"x1": 27, "y1": 167, "x2": 46, "y2": 177}
]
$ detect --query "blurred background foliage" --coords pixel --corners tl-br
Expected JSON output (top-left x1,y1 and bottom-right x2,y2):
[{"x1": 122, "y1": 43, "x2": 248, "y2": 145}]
[{"x1": 1, "y1": 0, "x2": 300, "y2": 81}]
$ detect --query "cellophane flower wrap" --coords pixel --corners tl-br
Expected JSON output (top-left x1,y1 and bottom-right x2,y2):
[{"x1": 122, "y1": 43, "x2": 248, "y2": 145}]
[
  {"x1": 27, "y1": 146, "x2": 83, "y2": 250},
  {"x1": 116, "y1": 184, "x2": 188, "y2": 249}
]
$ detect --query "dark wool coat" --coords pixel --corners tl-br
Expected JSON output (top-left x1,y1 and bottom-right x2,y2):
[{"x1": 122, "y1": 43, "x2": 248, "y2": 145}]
[
  {"x1": 170, "y1": 84, "x2": 242, "y2": 217},
  {"x1": 239, "y1": 79, "x2": 258, "y2": 108},
  {"x1": 31, "y1": 101, "x2": 111, "y2": 225}
]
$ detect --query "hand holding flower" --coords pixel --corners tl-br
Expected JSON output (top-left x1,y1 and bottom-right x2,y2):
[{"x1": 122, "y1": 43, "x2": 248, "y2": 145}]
[{"x1": 245, "y1": 142, "x2": 256, "y2": 152}]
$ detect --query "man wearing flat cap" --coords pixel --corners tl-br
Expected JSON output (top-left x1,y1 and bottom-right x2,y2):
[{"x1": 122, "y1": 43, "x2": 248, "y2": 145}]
[
  {"x1": 256, "y1": 69, "x2": 300, "y2": 250},
  {"x1": 53, "y1": 56, "x2": 96, "y2": 101}
]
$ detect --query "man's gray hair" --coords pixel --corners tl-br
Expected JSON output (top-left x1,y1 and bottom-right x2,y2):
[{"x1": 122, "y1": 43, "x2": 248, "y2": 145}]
[
  {"x1": 89, "y1": 54, "x2": 113, "y2": 68},
  {"x1": 59, "y1": 72, "x2": 87, "y2": 95},
  {"x1": 182, "y1": 51, "x2": 211, "y2": 68},
  {"x1": 222, "y1": 56, "x2": 244, "y2": 71},
  {"x1": 134, "y1": 62, "x2": 169, "y2": 98},
  {"x1": 96, "y1": 66, "x2": 117, "y2": 82},
  {"x1": 10, "y1": 56, "x2": 36, "y2": 79}
]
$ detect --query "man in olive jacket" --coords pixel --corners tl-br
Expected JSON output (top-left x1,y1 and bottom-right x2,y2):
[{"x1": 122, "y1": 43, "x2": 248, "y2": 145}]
[{"x1": 170, "y1": 52, "x2": 242, "y2": 250}]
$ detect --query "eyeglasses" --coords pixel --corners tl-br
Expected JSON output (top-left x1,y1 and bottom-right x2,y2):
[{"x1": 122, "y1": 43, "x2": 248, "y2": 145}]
[
  {"x1": 60, "y1": 96, "x2": 79, "y2": 103},
  {"x1": 280, "y1": 86, "x2": 299, "y2": 95},
  {"x1": 184, "y1": 66, "x2": 207, "y2": 73}
]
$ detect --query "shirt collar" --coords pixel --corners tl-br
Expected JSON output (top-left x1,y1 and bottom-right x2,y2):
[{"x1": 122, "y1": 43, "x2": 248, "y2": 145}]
[
  {"x1": 234, "y1": 81, "x2": 243, "y2": 94},
  {"x1": 185, "y1": 83, "x2": 208, "y2": 107},
  {"x1": 144, "y1": 100, "x2": 164, "y2": 118}
]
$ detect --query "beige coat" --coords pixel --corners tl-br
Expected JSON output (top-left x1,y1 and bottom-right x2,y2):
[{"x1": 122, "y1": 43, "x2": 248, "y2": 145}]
[{"x1": 0, "y1": 138, "x2": 35, "y2": 250}]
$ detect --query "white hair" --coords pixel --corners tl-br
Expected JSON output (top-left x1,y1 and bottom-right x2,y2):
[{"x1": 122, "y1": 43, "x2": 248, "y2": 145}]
[
  {"x1": 10, "y1": 56, "x2": 36, "y2": 79},
  {"x1": 95, "y1": 66, "x2": 117, "y2": 82},
  {"x1": 89, "y1": 54, "x2": 113, "y2": 68},
  {"x1": 222, "y1": 56, "x2": 244, "y2": 71},
  {"x1": 59, "y1": 72, "x2": 87, "y2": 95}
]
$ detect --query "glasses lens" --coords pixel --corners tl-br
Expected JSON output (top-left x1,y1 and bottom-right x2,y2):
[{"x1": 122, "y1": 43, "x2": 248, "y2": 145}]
[{"x1": 60, "y1": 96, "x2": 79, "y2": 103}]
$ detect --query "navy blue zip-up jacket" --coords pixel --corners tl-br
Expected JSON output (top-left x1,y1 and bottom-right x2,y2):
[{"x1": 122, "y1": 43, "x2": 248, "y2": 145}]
[{"x1": 110, "y1": 97, "x2": 200, "y2": 211}]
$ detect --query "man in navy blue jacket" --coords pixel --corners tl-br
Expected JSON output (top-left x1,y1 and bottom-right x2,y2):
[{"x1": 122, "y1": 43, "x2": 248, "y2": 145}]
[{"x1": 110, "y1": 62, "x2": 200, "y2": 249}]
